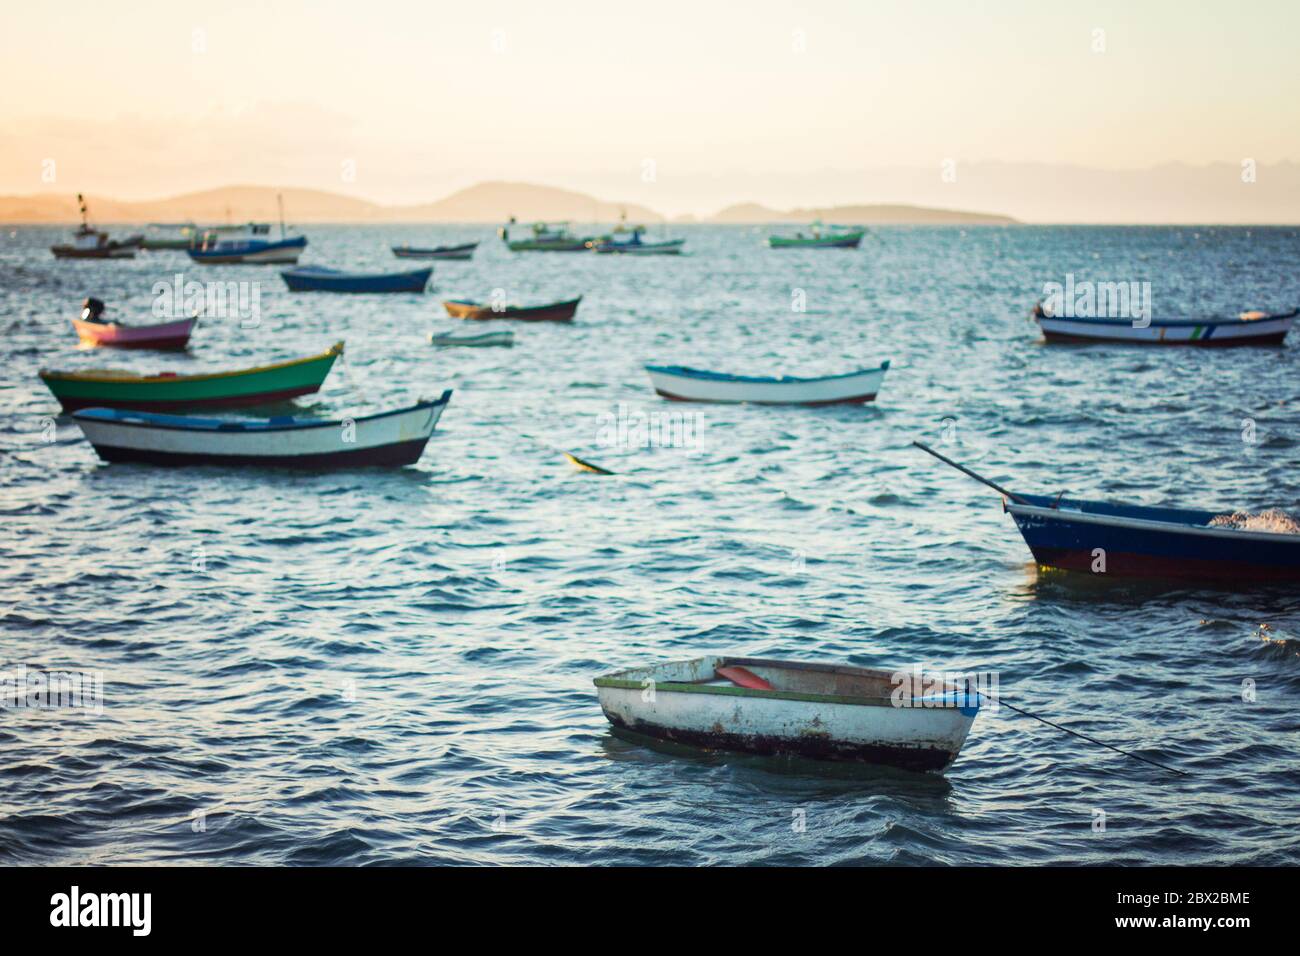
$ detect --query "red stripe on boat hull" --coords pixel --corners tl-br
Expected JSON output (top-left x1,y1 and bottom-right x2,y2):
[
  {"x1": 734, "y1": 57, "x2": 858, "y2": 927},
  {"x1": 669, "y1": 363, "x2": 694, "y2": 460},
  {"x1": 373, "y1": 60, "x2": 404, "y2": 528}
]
[
  {"x1": 653, "y1": 388, "x2": 877, "y2": 406},
  {"x1": 54, "y1": 385, "x2": 323, "y2": 414},
  {"x1": 1029, "y1": 547, "x2": 1300, "y2": 582}
]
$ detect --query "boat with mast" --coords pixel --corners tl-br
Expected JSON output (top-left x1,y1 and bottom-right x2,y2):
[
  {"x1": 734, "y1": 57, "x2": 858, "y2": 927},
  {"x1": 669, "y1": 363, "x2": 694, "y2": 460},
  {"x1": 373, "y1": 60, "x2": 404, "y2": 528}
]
[
  {"x1": 499, "y1": 218, "x2": 593, "y2": 252},
  {"x1": 187, "y1": 194, "x2": 307, "y2": 264},
  {"x1": 50, "y1": 194, "x2": 139, "y2": 259}
]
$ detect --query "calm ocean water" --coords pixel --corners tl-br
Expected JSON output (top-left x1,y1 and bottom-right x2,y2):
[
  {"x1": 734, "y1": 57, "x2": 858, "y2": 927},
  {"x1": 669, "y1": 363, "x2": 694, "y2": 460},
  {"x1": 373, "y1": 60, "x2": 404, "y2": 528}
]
[{"x1": 2, "y1": 223, "x2": 1299, "y2": 865}]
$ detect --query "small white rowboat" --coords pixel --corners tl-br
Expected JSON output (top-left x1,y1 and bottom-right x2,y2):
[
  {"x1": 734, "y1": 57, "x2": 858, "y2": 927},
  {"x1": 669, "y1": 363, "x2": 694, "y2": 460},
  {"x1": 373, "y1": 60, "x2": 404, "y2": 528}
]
[
  {"x1": 428, "y1": 329, "x2": 514, "y2": 348},
  {"x1": 595, "y1": 656, "x2": 979, "y2": 773},
  {"x1": 644, "y1": 361, "x2": 889, "y2": 405},
  {"x1": 71, "y1": 392, "x2": 451, "y2": 469}
]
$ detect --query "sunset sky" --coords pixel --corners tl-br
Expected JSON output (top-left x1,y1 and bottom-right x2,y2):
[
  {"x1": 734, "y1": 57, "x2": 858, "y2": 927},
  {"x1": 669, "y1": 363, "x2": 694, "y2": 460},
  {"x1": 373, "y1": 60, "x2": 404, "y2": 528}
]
[{"x1": 2, "y1": 0, "x2": 1296, "y2": 216}]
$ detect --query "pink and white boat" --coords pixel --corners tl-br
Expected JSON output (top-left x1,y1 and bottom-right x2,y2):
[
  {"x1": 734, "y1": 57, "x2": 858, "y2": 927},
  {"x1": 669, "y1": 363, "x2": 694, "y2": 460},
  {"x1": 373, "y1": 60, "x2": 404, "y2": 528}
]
[{"x1": 73, "y1": 316, "x2": 197, "y2": 350}]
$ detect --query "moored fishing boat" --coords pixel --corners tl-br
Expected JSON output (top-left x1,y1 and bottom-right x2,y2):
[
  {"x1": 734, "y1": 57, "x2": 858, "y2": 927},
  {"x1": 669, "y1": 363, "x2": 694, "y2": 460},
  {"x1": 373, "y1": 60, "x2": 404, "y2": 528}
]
[
  {"x1": 499, "y1": 219, "x2": 593, "y2": 252},
  {"x1": 188, "y1": 233, "x2": 307, "y2": 265},
  {"x1": 595, "y1": 656, "x2": 979, "y2": 772},
  {"x1": 1032, "y1": 303, "x2": 1298, "y2": 346},
  {"x1": 645, "y1": 361, "x2": 889, "y2": 405},
  {"x1": 444, "y1": 296, "x2": 581, "y2": 322},
  {"x1": 767, "y1": 221, "x2": 865, "y2": 249},
  {"x1": 188, "y1": 196, "x2": 306, "y2": 264},
  {"x1": 915, "y1": 441, "x2": 1300, "y2": 583},
  {"x1": 428, "y1": 329, "x2": 515, "y2": 348},
  {"x1": 71, "y1": 392, "x2": 451, "y2": 469},
  {"x1": 50, "y1": 195, "x2": 137, "y2": 259},
  {"x1": 589, "y1": 226, "x2": 685, "y2": 255},
  {"x1": 39, "y1": 342, "x2": 343, "y2": 412},
  {"x1": 1004, "y1": 494, "x2": 1300, "y2": 581},
  {"x1": 281, "y1": 265, "x2": 432, "y2": 293},
  {"x1": 392, "y1": 242, "x2": 478, "y2": 260}
]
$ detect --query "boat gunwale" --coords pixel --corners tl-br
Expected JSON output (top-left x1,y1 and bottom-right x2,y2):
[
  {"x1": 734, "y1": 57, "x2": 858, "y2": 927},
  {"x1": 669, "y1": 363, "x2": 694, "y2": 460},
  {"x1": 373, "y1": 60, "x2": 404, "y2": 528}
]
[
  {"x1": 40, "y1": 342, "x2": 345, "y2": 385},
  {"x1": 1006, "y1": 500, "x2": 1300, "y2": 545}
]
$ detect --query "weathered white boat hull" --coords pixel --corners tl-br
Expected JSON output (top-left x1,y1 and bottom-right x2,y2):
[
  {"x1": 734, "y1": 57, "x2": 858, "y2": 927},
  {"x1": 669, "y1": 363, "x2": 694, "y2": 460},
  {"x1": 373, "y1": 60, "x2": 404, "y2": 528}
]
[
  {"x1": 595, "y1": 656, "x2": 977, "y2": 772},
  {"x1": 72, "y1": 394, "x2": 450, "y2": 468}
]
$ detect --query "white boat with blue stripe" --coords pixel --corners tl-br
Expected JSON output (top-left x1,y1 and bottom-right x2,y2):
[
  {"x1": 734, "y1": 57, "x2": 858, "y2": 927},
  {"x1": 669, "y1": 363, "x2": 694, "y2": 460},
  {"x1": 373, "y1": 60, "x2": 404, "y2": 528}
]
[{"x1": 645, "y1": 361, "x2": 889, "y2": 405}]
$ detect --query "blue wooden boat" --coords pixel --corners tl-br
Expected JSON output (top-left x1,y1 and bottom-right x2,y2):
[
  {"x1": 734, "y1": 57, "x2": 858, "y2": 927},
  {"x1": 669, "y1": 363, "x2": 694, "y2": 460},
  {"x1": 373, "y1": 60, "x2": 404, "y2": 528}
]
[
  {"x1": 1004, "y1": 495, "x2": 1300, "y2": 582},
  {"x1": 189, "y1": 235, "x2": 307, "y2": 264},
  {"x1": 281, "y1": 265, "x2": 432, "y2": 293},
  {"x1": 915, "y1": 442, "x2": 1300, "y2": 583}
]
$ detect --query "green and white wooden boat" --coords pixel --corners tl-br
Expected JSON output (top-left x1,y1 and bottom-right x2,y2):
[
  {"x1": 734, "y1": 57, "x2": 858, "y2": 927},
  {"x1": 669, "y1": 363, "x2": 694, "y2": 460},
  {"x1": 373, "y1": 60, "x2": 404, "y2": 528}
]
[
  {"x1": 595, "y1": 656, "x2": 979, "y2": 773},
  {"x1": 767, "y1": 221, "x2": 865, "y2": 249},
  {"x1": 499, "y1": 220, "x2": 593, "y2": 252},
  {"x1": 39, "y1": 342, "x2": 344, "y2": 413}
]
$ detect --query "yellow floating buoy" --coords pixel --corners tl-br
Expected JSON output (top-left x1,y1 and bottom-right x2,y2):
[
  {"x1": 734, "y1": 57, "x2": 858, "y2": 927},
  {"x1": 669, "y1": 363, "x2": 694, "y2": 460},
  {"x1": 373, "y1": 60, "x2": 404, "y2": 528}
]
[{"x1": 563, "y1": 452, "x2": 614, "y2": 475}]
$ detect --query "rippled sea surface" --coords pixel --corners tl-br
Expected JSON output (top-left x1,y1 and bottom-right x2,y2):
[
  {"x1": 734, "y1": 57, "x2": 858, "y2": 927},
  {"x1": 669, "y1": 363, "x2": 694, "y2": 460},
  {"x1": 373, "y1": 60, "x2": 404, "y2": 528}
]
[{"x1": 2, "y1": 224, "x2": 1299, "y2": 865}]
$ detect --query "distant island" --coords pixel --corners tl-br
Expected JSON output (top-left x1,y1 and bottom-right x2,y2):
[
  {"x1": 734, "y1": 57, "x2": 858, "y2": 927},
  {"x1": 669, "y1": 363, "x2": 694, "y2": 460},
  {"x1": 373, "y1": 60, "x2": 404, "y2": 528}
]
[{"x1": 0, "y1": 181, "x2": 1016, "y2": 226}]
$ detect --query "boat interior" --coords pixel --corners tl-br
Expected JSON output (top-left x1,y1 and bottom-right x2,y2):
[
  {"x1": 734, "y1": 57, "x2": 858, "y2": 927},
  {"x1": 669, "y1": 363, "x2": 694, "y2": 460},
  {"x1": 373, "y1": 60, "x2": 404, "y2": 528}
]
[{"x1": 611, "y1": 656, "x2": 960, "y2": 704}]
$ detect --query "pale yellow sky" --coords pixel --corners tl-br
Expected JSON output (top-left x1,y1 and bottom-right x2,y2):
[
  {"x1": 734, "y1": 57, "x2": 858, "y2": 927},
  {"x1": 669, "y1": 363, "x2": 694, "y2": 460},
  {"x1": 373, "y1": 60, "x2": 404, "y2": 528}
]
[{"x1": 1, "y1": 0, "x2": 1296, "y2": 216}]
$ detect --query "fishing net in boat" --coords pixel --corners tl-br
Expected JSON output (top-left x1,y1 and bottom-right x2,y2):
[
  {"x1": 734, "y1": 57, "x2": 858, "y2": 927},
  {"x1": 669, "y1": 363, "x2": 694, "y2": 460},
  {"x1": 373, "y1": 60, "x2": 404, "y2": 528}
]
[{"x1": 1208, "y1": 509, "x2": 1300, "y2": 533}]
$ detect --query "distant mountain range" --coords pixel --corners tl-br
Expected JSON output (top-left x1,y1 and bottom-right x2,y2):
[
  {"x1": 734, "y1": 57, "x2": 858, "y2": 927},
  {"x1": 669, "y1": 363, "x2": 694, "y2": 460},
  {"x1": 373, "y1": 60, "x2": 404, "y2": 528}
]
[{"x1": 0, "y1": 181, "x2": 1014, "y2": 226}]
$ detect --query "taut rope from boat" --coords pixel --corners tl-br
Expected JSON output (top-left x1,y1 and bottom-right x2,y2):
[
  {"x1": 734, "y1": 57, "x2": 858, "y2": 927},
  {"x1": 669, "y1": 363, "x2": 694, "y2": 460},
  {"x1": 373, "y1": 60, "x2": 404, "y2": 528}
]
[{"x1": 974, "y1": 685, "x2": 1188, "y2": 777}]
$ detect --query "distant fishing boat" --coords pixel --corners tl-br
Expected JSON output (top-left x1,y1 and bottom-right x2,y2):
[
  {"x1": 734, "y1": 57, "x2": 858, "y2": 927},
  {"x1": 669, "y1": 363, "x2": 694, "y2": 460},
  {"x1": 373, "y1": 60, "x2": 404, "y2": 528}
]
[
  {"x1": 499, "y1": 219, "x2": 593, "y2": 252},
  {"x1": 72, "y1": 297, "x2": 195, "y2": 350},
  {"x1": 915, "y1": 441, "x2": 1300, "y2": 583},
  {"x1": 645, "y1": 361, "x2": 889, "y2": 405},
  {"x1": 428, "y1": 329, "x2": 514, "y2": 348},
  {"x1": 140, "y1": 222, "x2": 200, "y2": 250},
  {"x1": 392, "y1": 242, "x2": 478, "y2": 260},
  {"x1": 72, "y1": 392, "x2": 451, "y2": 469},
  {"x1": 187, "y1": 196, "x2": 306, "y2": 264},
  {"x1": 595, "y1": 656, "x2": 979, "y2": 772},
  {"x1": 590, "y1": 227, "x2": 685, "y2": 255},
  {"x1": 767, "y1": 221, "x2": 865, "y2": 249},
  {"x1": 1032, "y1": 303, "x2": 1298, "y2": 346},
  {"x1": 281, "y1": 265, "x2": 432, "y2": 293},
  {"x1": 444, "y1": 297, "x2": 581, "y2": 322},
  {"x1": 39, "y1": 342, "x2": 343, "y2": 412},
  {"x1": 50, "y1": 194, "x2": 138, "y2": 259},
  {"x1": 189, "y1": 233, "x2": 305, "y2": 265}
]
